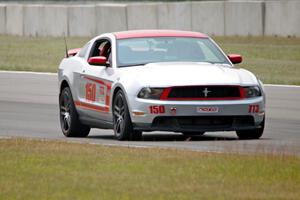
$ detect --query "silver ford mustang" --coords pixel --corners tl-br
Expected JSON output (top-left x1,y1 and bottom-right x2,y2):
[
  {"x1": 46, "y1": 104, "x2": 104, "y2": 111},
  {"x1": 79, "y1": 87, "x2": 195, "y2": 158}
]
[{"x1": 58, "y1": 30, "x2": 265, "y2": 141}]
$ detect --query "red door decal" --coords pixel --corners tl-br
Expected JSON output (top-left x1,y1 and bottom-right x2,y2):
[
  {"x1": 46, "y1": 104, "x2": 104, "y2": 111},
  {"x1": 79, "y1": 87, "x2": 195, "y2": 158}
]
[{"x1": 86, "y1": 83, "x2": 96, "y2": 102}]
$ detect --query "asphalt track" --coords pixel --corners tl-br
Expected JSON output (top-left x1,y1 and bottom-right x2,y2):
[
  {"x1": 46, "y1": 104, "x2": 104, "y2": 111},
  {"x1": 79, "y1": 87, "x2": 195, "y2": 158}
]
[{"x1": 0, "y1": 71, "x2": 299, "y2": 156}]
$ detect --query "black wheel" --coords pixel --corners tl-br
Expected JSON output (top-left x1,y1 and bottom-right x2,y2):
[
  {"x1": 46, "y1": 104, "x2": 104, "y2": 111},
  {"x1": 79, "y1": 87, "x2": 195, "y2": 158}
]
[
  {"x1": 59, "y1": 87, "x2": 90, "y2": 137},
  {"x1": 236, "y1": 118, "x2": 265, "y2": 140},
  {"x1": 113, "y1": 90, "x2": 142, "y2": 141},
  {"x1": 182, "y1": 132, "x2": 205, "y2": 136}
]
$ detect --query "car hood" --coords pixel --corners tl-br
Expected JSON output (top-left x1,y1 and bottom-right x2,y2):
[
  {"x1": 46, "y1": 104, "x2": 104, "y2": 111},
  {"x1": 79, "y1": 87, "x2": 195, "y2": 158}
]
[{"x1": 119, "y1": 62, "x2": 259, "y2": 87}]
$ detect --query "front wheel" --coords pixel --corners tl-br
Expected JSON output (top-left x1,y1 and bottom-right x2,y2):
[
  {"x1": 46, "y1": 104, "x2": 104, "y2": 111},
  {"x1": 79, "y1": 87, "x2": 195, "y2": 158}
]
[
  {"x1": 113, "y1": 90, "x2": 142, "y2": 141},
  {"x1": 59, "y1": 87, "x2": 90, "y2": 137},
  {"x1": 236, "y1": 118, "x2": 265, "y2": 140}
]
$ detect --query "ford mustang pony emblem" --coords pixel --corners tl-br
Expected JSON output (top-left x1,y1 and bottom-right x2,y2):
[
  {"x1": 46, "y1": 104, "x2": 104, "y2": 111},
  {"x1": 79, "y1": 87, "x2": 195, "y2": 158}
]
[{"x1": 202, "y1": 88, "x2": 211, "y2": 97}]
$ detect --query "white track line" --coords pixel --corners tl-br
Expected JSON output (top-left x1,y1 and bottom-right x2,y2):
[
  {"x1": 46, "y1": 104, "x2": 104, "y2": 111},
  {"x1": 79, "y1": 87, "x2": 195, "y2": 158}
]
[
  {"x1": 1, "y1": 70, "x2": 300, "y2": 88},
  {"x1": 0, "y1": 135, "x2": 226, "y2": 155},
  {"x1": 0, "y1": 70, "x2": 56, "y2": 76},
  {"x1": 264, "y1": 84, "x2": 300, "y2": 88}
]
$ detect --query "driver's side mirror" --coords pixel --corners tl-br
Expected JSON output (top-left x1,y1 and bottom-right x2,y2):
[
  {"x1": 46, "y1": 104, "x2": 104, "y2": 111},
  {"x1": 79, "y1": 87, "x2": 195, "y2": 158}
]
[
  {"x1": 227, "y1": 54, "x2": 242, "y2": 64},
  {"x1": 88, "y1": 56, "x2": 110, "y2": 67}
]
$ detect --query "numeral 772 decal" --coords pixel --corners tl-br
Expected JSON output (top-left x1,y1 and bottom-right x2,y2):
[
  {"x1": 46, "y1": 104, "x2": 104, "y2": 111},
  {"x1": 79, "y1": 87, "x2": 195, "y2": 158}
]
[{"x1": 248, "y1": 105, "x2": 259, "y2": 113}]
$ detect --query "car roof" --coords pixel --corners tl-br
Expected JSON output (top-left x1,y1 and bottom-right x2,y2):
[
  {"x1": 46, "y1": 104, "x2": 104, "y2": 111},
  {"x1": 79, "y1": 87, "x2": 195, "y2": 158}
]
[{"x1": 113, "y1": 30, "x2": 208, "y2": 39}]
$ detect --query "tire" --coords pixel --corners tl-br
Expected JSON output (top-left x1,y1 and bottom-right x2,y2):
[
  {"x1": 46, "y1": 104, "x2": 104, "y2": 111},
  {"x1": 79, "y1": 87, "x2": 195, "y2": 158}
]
[
  {"x1": 59, "y1": 87, "x2": 90, "y2": 137},
  {"x1": 236, "y1": 118, "x2": 265, "y2": 140},
  {"x1": 113, "y1": 90, "x2": 142, "y2": 141},
  {"x1": 182, "y1": 132, "x2": 205, "y2": 136}
]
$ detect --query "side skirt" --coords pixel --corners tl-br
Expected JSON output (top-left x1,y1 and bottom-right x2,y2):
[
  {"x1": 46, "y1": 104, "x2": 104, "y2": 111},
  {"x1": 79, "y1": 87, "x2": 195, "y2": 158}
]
[{"x1": 80, "y1": 116, "x2": 114, "y2": 129}]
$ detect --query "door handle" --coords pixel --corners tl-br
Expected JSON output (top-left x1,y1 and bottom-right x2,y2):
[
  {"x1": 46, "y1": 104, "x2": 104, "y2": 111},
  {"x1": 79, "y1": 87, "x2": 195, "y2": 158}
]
[{"x1": 80, "y1": 70, "x2": 86, "y2": 79}]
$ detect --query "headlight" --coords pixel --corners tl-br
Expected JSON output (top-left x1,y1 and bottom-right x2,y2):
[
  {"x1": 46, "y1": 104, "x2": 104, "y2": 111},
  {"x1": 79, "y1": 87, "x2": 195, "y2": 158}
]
[
  {"x1": 137, "y1": 87, "x2": 164, "y2": 99},
  {"x1": 243, "y1": 86, "x2": 261, "y2": 98}
]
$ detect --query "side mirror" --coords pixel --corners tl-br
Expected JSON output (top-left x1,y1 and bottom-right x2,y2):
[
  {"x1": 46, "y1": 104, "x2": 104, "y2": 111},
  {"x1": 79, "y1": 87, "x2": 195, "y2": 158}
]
[
  {"x1": 88, "y1": 56, "x2": 109, "y2": 67},
  {"x1": 228, "y1": 54, "x2": 242, "y2": 64},
  {"x1": 67, "y1": 48, "x2": 81, "y2": 57}
]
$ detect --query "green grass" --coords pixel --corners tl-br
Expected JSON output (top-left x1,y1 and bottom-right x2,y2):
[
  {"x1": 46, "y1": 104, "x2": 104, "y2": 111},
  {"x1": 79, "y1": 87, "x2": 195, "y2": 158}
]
[
  {"x1": 0, "y1": 138, "x2": 299, "y2": 200},
  {"x1": 0, "y1": 35, "x2": 89, "y2": 73},
  {"x1": 0, "y1": 35, "x2": 300, "y2": 85},
  {"x1": 214, "y1": 36, "x2": 300, "y2": 85}
]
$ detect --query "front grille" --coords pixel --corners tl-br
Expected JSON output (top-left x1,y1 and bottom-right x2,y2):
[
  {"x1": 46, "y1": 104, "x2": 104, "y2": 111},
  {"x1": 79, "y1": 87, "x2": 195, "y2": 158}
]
[
  {"x1": 167, "y1": 86, "x2": 241, "y2": 99},
  {"x1": 152, "y1": 116, "x2": 254, "y2": 129}
]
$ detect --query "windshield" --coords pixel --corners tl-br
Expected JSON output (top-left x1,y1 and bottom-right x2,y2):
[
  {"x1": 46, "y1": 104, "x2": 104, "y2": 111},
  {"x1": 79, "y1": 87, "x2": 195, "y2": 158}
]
[{"x1": 117, "y1": 37, "x2": 230, "y2": 67}]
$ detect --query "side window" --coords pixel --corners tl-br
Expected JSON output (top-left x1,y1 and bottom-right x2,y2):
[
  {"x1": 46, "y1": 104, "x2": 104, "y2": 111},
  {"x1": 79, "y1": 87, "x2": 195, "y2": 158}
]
[
  {"x1": 78, "y1": 42, "x2": 90, "y2": 58},
  {"x1": 89, "y1": 40, "x2": 111, "y2": 59}
]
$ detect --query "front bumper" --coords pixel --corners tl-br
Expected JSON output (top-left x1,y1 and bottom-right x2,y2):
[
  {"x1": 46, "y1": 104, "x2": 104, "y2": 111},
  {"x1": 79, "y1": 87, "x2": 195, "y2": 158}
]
[
  {"x1": 128, "y1": 96, "x2": 265, "y2": 132},
  {"x1": 134, "y1": 115, "x2": 262, "y2": 132}
]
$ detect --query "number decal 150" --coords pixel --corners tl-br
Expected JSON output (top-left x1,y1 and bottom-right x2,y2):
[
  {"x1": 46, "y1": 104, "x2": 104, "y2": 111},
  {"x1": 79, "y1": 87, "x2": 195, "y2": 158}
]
[
  {"x1": 149, "y1": 105, "x2": 165, "y2": 114},
  {"x1": 86, "y1": 83, "x2": 96, "y2": 102}
]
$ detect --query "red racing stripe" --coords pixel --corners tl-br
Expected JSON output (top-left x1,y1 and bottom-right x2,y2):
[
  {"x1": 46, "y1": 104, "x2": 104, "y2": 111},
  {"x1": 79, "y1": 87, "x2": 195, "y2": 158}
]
[
  {"x1": 75, "y1": 101, "x2": 109, "y2": 113},
  {"x1": 84, "y1": 76, "x2": 112, "y2": 90}
]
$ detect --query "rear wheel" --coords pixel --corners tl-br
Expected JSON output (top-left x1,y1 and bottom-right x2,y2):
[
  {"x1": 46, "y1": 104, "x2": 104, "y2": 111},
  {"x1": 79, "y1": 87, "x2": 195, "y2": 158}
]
[
  {"x1": 113, "y1": 90, "x2": 142, "y2": 141},
  {"x1": 182, "y1": 132, "x2": 205, "y2": 136},
  {"x1": 236, "y1": 118, "x2": 265, "y2": 140},
  {"x1": 59, "y1": 87, "x2": 90, "y2": 137}
]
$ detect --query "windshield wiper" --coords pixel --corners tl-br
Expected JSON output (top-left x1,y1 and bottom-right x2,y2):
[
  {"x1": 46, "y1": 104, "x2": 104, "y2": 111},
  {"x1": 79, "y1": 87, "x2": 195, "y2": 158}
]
[
  {"x1": 199, "y1": 61, "x2": 230, "y2": 65},
  {"x1": 197, "y1": 61, "x2": 214, "y2": 64},
  {"x1": 213, "y1": 62, "x2": 232, "y2": 67},
  {"x1": 118, "y1": 63, "x2": 148, "y2": 68}
]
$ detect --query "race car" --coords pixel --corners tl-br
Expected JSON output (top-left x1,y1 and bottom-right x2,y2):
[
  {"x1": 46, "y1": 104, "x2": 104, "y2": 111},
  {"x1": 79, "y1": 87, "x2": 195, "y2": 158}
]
[{"x1": 58, "y1": 30, "x2": 265, "y2": 140}]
